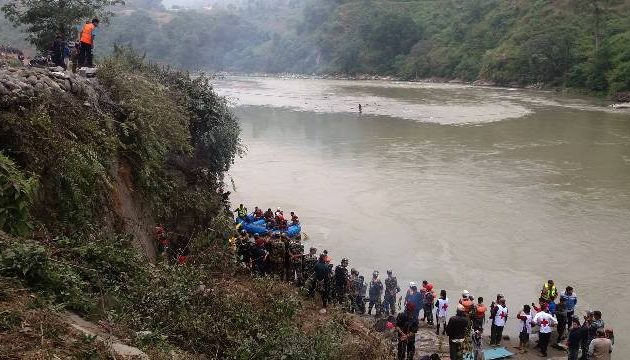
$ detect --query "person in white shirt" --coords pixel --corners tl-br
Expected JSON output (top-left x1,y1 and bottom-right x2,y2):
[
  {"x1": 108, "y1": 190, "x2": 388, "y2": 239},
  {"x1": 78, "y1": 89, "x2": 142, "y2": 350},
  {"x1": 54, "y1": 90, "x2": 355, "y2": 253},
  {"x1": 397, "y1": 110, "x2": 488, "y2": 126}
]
[
  {"x1": 515, "y1": 305, "x2": 534, "y2": 353},
  {"x1": 435, "y1": 289, "x2": 449, "y2": 336},
  {"x1": 490, "y1": 297, "x2": 508, "y2": 346},
  {"x1": 532, "y1": 305, "x2": 557, "y2": 357}
]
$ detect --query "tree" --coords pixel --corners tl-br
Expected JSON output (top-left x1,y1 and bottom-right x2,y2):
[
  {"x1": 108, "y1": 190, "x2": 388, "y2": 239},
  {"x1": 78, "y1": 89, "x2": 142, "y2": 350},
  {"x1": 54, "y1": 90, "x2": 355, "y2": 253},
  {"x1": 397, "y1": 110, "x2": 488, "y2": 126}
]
[{"x1": 1, "y1": 0, "x2": 124, "y2": 50}]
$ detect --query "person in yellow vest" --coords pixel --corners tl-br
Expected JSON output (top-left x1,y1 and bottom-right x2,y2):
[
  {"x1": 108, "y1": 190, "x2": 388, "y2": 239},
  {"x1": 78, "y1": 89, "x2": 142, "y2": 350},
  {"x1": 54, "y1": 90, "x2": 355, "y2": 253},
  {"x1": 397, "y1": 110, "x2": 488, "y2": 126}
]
[
  {"x1": 78, "y1": 18, "x2": 99, "y2": 68},
  {"x1": 541, "y1": 280, "x2": 558, "y2": 301}
]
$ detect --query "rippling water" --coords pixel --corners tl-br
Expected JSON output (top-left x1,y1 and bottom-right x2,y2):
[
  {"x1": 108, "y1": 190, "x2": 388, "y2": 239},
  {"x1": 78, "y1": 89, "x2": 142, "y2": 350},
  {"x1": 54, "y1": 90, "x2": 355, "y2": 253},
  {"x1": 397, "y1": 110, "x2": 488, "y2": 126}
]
[{"x1": 215, "y1": 76, "x2": 630, "y2": 351}]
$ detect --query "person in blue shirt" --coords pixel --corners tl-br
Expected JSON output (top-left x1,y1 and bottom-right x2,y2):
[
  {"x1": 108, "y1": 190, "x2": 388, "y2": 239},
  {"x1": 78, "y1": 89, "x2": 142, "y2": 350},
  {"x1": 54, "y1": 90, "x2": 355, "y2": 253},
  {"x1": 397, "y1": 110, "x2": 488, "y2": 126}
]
[
  {"x1": 560, "y1": 286, "x2": 578, "y2": 331},
  {"x1": 404, "y1": 283, "x2": 423, "y2": 320}
]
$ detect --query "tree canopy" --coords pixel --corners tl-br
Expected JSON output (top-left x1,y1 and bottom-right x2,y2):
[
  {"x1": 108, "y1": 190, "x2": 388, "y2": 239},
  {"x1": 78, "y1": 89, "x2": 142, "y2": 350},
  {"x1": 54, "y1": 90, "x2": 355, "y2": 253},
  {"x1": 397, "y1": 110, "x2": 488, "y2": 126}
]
[{"x1": 1, "y1": 0, "x2": 124, "y2": 50}]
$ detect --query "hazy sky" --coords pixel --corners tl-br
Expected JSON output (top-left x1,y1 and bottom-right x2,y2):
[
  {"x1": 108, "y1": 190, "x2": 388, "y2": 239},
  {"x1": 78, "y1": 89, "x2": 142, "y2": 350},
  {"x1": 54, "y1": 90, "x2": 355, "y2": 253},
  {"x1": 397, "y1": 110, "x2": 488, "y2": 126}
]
[{"x1": 161, "y1": 0, "x2": 206, "y2": 8}]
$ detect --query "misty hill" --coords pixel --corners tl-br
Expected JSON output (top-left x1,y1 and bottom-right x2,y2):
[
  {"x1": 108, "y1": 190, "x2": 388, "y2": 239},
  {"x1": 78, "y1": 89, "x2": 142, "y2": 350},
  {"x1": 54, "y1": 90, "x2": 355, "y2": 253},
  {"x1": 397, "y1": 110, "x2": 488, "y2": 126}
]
[{"x1": 3, "y1": 0, "x2": 629, "y2": 94}]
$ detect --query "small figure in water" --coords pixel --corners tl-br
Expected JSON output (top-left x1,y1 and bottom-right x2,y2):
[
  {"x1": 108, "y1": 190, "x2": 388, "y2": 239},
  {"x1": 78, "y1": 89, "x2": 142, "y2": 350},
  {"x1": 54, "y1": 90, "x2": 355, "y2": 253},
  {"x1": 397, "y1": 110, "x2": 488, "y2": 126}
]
[{"x1": 358, "y1": 103, "x2": 362, "y2": 113}]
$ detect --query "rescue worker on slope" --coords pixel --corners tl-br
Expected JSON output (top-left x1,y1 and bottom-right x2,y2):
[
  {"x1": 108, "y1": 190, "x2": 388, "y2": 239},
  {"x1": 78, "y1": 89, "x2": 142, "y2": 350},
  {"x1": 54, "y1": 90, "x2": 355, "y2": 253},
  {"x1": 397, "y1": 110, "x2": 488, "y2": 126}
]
[
  {"x1": 459, "y1": 290, "x2": 474, "y2": 315},
  {"x1": 368, "y1": 270, "x2": 384, "y2": 316},
  {"x1": 383, "y1": 270, "x2": 400, "y2": 316},
  {"x1": 473, "y1": 297, "x2": 487, "y2": 332},
  {"x1": 78, "y1": 18, "x2": 99, "y2": 68},
  {"x1": 311, "y1": 254, "x2": 332, "y2": 313},
  {"x1": 288, "y1": 236, "x2": 304, "y2": 285},
  {"x1": 396, "y1": 302, "x2": 419, "y2": 360},
  {"x1": 302, "y1": 247, "x2": 318, "y2": 289},
  {"x1": 334, "y1": 258, "x2": 350, "y2": 305},
  {"x1": 234, "y1": 204, "x2": 248, "y2": 220}
]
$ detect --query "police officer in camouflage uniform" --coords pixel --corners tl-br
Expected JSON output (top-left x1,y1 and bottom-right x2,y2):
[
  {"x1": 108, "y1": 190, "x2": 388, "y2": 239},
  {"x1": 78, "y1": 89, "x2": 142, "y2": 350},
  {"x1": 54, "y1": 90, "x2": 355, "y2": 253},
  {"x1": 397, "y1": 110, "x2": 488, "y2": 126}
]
[
  {"x1": 368, "y1": 270, "x2": 384, "y2": 316},
  {"x1": 334, "y1": 258, "x2": 350, "y2": 305},
  {"x1": 237, "y1": 230, "x2": 251, "y2": 265},
  {"x1": 349, "y1": 268, "x2": 361, "y2": 313},
  {"x1": 384, "y1": 269, "x2": 401, "y2": 316},
  {"x1": 302, "y1": 247, "x2": 318, "y2": 290},
  {"x1": 269, "y1": 236, "x2": 287, "y2": 279},
  {"x1": 288, "y1": 237, "x2": 304, "y2": 285}
]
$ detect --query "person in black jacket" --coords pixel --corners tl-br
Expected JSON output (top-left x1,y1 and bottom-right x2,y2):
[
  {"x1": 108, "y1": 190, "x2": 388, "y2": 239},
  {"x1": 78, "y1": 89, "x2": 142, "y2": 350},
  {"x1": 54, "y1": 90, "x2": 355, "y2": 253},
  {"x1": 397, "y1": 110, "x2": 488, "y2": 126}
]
[
  {"x1": 446, "y1": 308, "x2": 469, "y2": 360},
  {"x1": 395, "y1": 302, "x2": 419, "y2": 359},
  {"x1": 567, "y1": 318, "x2": 583, "y2": 360},
  {"x1": 311, "y1": 254, "x2": 332, "y2": 312}
]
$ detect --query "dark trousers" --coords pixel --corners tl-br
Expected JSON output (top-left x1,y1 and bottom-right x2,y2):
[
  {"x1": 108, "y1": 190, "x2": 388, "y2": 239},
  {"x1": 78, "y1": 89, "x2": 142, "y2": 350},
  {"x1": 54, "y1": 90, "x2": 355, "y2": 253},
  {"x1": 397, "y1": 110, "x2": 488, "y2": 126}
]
[
  {"x1": 424, "y1": 304, "x2": 434, "y2": 324},
  {"x1": 566, "y1": 310, "x2": 574, "y2": 330},
  {"x1": 449, "y1": 340, "x2": 464, "y2": 360},
  {"x1": 309, "y1": 279, "x2": 328, "y2": 308},
  {"x1": 538, "y1": 332, "x2": 551, "y2": 355},
  {"x1": 557, "y1": 315, "x2": 567, "y2": 342},
  {"x1": 568, "y1": 347, "x2": 579, "y2": 360},
  {"x1": 368, "y1": 297, "x2": 382, "y2": 315},
  {"x1": 397, "y1": 335, "x2": 415, "y2": 360},
  {"x1": 383, "y1": 294, "x2": 396, "y2": 315},
  {"x1": 490, "y1": 324, "x2": 504, "y2": 345},
  {"x1": 78, "y1": 42, "x2": 93, "y2": 68}
]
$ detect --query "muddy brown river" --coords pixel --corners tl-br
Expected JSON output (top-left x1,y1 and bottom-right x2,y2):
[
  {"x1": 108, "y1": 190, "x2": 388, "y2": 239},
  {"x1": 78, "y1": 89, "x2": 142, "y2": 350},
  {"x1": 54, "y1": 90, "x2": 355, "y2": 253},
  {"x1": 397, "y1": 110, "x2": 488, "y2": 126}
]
[{"x1": 214, "y1": 77, "x2": 630, "y2": 352}]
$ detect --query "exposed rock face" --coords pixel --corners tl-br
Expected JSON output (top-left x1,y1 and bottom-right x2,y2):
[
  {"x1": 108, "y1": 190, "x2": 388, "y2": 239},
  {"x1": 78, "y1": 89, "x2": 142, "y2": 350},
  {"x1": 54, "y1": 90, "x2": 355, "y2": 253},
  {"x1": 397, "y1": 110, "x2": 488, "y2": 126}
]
[{"x1": 0, "y1": 65, "x2": 94, "y2": 104}]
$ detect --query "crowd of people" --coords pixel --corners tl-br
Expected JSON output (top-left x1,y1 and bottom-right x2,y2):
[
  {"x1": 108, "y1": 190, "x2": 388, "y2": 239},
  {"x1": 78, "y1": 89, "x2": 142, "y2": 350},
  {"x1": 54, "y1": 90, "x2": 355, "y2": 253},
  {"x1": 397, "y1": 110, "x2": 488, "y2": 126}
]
[
  {"x1": 231, "y1": 205, "x2": 615, "y2": 360},
  {"x1": 48, "y1": 18, "x2": 99, "y2": 72},
  {"x1": 233, "y1": 203, "x2": 300, "y2": 232}
]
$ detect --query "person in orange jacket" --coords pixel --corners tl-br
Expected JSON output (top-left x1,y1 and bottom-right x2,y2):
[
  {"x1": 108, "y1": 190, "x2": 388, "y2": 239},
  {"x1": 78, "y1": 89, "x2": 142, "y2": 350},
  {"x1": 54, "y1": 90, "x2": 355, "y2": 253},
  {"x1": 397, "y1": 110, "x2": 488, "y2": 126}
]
[{"x1": 78, "y1": 18, "x2": 99, "y2": 67}]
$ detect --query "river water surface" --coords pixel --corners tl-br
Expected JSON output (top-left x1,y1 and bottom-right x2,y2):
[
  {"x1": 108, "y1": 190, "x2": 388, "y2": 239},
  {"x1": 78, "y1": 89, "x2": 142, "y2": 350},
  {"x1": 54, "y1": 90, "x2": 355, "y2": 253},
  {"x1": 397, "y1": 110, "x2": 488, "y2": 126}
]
[{"x1": 214, "y1": 77, "x2": 630, "y2": 352}]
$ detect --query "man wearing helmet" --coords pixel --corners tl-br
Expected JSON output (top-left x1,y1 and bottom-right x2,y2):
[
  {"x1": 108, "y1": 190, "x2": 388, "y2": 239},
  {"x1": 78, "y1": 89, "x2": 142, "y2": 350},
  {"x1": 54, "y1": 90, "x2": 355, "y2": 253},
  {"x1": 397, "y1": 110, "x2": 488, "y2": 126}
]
[
  {"x1": 368, "y1": 270, "x2": 384, "y2": 316},
  {"x1": 334, "y1": 258, "x2": 350, "y2": 305},
  {"x1": 384, "y1": 270, "x2": 400, "y2": 316}
]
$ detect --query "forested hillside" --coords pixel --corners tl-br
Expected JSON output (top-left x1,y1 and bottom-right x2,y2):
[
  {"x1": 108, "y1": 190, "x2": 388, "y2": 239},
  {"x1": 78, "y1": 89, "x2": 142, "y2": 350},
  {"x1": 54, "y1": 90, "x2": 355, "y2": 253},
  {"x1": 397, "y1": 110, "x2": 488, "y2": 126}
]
[{"x1": 3, "y1": 0, "x2": 630, "y2": 94}]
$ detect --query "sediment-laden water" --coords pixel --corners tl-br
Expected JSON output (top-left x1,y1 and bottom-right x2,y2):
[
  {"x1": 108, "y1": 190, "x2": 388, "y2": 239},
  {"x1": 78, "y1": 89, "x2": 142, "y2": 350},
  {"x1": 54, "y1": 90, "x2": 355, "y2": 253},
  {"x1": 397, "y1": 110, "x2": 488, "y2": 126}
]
[{"x1": 215, "y1": 77, "x2": 630, "y2": 351}]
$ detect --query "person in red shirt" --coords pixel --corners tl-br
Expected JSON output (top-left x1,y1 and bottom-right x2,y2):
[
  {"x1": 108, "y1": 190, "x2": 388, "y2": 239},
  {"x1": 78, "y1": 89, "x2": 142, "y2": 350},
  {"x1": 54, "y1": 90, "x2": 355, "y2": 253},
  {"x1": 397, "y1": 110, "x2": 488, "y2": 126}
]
[{"x1": 290, "y1": 211, "x2": 300, "y2": 225}]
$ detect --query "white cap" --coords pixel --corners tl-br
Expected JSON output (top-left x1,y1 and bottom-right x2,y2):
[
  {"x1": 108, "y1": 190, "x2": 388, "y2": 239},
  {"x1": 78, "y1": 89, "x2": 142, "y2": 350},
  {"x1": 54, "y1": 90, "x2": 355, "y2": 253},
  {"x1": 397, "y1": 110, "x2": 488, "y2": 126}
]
[
  {"x1": 277, "y1": 207, "x2": 281, "y2": 211},
  {"x1": 409, "y1": 281, "x2": 417, "y2": 288},
  {"x1": 462, "y1": 290, "x2": 470, "y2": 296}
]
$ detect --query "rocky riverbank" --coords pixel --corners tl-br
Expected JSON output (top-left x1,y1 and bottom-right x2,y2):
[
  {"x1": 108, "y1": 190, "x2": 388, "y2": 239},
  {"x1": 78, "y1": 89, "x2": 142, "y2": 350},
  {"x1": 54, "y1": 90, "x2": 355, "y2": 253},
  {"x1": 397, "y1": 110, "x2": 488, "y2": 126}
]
[{"x1": 0, "y1": 66, "x2": 95, "y2": 101}]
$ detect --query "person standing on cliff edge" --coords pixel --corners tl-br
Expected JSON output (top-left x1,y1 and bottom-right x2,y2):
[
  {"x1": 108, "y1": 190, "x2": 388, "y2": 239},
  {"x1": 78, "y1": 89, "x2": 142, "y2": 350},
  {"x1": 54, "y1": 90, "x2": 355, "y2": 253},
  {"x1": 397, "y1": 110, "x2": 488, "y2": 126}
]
[{"x1": 78, "y1": 18, "x2": 99, "y2": 68}]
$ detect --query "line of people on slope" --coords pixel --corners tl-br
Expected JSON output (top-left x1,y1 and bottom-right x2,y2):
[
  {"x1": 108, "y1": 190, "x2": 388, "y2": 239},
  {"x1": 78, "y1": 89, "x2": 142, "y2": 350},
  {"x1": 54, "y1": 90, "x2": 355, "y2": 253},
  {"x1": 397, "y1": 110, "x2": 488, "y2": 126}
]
[{"x1": 230, "y1": 221, "x2": 614, "y2": 360}]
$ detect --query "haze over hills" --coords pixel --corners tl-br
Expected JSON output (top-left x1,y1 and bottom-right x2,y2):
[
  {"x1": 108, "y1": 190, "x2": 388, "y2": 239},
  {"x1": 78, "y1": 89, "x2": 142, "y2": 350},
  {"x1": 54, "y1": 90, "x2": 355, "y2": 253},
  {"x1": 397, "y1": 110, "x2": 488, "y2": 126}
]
[{"x1": 2, "y1": 0, "x2": 629, "y2": 95}]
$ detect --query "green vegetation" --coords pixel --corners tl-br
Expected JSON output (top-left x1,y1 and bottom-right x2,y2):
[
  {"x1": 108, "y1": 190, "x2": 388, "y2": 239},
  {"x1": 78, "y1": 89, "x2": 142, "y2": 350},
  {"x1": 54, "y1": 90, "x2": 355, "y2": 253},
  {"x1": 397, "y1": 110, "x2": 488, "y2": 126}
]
[
  {"x1": 0, "y1": 51, "x2": 389, "y2": 358},
  {"x1": 0, "y1": 153, "x2": 37, "y2": 236},
  {"x1": 90, "y1": 0, "x2": 630, "y2": 95},
  {"x1": 1, "y1": 0, "x2": 124, "y2": 50}
]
